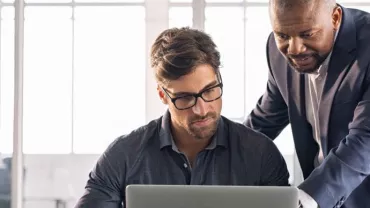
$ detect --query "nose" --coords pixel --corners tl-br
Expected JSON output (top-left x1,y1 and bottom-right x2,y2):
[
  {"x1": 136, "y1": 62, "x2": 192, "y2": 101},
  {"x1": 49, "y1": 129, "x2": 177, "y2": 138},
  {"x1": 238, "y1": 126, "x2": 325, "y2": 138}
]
[
  {"x1": 288, "y1": 37, "x2": 306, "y2": 55},
  {"x1": 192, "y1": 98, "x2": 207, "y2": 116}
]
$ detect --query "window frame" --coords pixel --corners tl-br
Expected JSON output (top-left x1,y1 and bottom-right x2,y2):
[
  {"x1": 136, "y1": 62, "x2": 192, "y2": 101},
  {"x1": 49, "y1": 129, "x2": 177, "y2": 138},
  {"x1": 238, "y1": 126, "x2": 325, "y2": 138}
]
[{"x1": 1, "y1": 0, "x2": 370, "y2": 154}]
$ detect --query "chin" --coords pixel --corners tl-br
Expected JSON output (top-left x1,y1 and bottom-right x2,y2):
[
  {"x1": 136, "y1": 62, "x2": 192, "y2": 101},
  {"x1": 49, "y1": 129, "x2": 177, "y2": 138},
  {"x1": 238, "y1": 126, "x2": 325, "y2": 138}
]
[
  {"x1": 290, "y1": 62, "x2": 319, "y2": 74},
  {"x1": 189, "y1": 125, "x2": 217, "y2": 140},
  {"x1": 294, "y1": 67, "x2": 318, "y2": 74},
  {"x1": 187, "y1": 116, "x2": 220, "y2": 139},
  {"x1": 193, "y1": 134, "x2": 211, "y2": 140}
]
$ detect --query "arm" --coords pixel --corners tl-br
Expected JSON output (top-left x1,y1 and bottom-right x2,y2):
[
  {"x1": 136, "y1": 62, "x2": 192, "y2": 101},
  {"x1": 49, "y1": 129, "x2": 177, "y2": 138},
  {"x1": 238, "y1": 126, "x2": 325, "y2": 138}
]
[
  {"x1": 259, "y1": 133, "x2": 290, "y2": 186},
  {"x1": 299, "y1": 74, "x2": 370, "y2": 208},
  {"x1": 244, "y1": 34, "x2": 289, "y2": 139},
  {"x1": 75, "y1": 140, "x2": 126, "y2": 208}
]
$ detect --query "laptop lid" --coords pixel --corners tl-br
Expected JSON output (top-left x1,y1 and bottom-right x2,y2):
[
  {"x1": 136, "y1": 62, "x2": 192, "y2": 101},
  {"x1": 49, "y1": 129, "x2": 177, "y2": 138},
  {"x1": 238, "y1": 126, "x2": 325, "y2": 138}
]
[{"x1": 126, "y1": 185, "x2": 299, "y2": 208}]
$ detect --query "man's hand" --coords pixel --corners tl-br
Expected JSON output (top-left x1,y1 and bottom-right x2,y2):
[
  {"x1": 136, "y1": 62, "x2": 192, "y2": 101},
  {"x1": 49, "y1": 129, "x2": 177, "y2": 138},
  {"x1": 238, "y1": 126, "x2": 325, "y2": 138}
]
[{"x1": 298, "y1": 189, "x2": 318, "y2": 208}]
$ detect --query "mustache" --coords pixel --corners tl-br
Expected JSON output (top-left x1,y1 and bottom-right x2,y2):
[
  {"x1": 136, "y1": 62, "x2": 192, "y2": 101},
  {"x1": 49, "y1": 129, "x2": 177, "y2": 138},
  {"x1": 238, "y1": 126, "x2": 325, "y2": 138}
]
[
  {"x1": 190, "y1": 113, "x2": 216, "y2": 123},
  {"x1": 288, "y1": 53, "x2": 315, "y2": 59}
]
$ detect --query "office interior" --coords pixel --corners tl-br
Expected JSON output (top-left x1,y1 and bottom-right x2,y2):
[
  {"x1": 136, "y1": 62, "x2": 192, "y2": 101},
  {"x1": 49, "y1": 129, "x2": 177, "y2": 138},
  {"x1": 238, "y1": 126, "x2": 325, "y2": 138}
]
[{"x1": 0, "y1": 0, "x2": 367, "y2": 207}]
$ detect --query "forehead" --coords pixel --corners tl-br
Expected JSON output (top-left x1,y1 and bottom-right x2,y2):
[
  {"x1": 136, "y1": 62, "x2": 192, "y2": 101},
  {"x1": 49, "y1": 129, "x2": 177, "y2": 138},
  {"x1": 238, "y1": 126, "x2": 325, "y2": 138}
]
[
  {"x1": 166, "y1": 64, "x2": 218, "y2": 93},
  {"x1": 270, "y1": 4, "x2": 321, "y2": 32}
]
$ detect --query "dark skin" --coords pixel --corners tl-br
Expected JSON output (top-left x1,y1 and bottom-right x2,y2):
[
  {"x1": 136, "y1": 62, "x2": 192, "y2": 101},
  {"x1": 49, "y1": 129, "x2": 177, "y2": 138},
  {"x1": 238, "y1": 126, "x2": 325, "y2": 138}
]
[{"x1": 269, "y1": 1, "x2": 342, "y2": 74}]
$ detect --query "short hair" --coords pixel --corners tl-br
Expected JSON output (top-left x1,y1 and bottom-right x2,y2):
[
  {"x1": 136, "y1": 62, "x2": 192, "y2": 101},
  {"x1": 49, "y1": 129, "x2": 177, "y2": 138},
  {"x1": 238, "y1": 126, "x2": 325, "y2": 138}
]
[
  {"x1": 269, "y1": 0, "x2": 336, "y2": 14},
  {"x1": 150, "y1": 27, "x2": 221, "y2": 84}
]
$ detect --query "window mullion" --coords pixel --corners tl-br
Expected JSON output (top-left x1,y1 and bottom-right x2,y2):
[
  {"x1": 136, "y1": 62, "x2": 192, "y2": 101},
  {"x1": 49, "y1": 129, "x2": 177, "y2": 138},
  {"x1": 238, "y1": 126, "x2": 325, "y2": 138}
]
[{"x1": 193, "y1": 0, "x2": 205, "y2": 30}]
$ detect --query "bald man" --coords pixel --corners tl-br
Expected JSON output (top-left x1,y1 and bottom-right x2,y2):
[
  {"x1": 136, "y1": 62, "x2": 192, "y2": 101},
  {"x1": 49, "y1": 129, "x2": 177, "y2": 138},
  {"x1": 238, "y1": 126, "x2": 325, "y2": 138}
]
[{"x1": 244, "y1": 0, "x2": 370, "y2": 207}]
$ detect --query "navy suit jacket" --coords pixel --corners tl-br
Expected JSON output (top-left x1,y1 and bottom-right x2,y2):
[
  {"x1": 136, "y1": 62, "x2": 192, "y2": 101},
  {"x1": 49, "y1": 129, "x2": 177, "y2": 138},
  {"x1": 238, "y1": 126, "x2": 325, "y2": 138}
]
[{"x1": 244, "y1": 6, "x2": 370, "y2": 208}]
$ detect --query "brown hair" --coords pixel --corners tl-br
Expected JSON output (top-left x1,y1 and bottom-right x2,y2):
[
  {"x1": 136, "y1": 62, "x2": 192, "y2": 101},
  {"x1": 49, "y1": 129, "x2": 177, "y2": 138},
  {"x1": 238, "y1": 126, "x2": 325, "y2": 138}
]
[{"x1": 150, "y1": 27, "x2": 221, "y2": 84}]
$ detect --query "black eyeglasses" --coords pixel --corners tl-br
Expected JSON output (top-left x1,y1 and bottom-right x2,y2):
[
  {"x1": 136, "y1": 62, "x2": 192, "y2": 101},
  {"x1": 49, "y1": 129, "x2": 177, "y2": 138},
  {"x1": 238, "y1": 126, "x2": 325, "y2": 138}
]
[{"x1": 162, "y1": 82, "x2": 223, "y2": 110}]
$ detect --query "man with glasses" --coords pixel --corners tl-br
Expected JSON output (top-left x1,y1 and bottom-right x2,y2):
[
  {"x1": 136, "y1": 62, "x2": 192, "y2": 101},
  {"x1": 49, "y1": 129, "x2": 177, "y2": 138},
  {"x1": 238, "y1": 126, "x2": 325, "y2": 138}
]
[{"x1": 75, "y1": 27, "x2": 290, "y2": 208}]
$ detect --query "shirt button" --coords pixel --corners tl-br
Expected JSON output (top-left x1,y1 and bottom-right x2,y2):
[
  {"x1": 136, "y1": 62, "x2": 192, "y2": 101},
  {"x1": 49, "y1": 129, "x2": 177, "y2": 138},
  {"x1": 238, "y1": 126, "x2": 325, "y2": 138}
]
[{"x1": 183, "y1": 163, "x2": 188, "y2": 168}]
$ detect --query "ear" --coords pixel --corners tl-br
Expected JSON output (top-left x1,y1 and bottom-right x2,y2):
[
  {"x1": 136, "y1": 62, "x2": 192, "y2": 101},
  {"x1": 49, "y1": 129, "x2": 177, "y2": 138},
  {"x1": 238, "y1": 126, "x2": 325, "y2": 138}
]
[
  {"x1": 332, "y1": 6, "x2": 342, "y2": 30},
  {"x1": 157, "y1": 85, "x2": 168, "y2": 104}
]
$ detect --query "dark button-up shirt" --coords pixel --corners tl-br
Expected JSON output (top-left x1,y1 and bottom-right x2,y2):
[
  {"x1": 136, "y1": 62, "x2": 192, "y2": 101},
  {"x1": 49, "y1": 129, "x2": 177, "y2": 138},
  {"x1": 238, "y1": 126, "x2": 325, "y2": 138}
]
[{"x1": 75, "y1": 111, "x2": 289, "y2": 208}]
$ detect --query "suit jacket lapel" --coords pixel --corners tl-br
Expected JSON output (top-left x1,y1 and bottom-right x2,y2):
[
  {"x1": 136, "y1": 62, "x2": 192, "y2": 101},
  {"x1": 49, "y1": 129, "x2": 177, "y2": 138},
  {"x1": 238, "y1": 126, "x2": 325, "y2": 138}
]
[
  {"x1": 287, "y1": 66, "x2": 312, "y2": 138},
  {"x1": 288, "y1": 68, "x2": 305, "y2": 119},
  {"x1": 318, "y1": 6, "x2": 357, "y2": 156},
  {"x1": 288, "y1": 65, "x2": 319, "y2": 177}
]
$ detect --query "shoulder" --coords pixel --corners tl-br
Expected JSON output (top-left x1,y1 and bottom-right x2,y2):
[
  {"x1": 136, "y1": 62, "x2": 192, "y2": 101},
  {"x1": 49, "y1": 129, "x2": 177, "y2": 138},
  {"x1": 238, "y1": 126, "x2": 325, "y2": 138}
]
[
  {"x1": 223, "y1": 117, "x2": 279, "y2": 154},
  {"x1": 265, "y1": 31, "x2": 289, "y2": 80},
  {"x1": 103, "y1": 117, "x2": 161, "y2": 159},
  {"x1": 266, "y1": 32, "x2": 279, "y2": 57},
  {"x1": 346, "y1": 8, "x2": 370, "y2": 60},
  {"x1": 341, "y1": 7, "x2": 370, "y2": 80},
  {"x1": 348, "y1": 7, "x2": 370, "y2": 33}
]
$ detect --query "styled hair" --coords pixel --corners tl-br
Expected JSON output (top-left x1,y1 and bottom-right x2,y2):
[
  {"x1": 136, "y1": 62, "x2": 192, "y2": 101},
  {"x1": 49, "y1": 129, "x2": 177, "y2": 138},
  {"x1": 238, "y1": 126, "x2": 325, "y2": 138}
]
[{"x1": 150, "y1": 27, "x2": 221, "y2": 84}]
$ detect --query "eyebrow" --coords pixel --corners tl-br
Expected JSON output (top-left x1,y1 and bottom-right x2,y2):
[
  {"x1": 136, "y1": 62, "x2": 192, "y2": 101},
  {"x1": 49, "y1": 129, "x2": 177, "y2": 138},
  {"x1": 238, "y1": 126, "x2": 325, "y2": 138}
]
[
  {"x1": 299, "y1": 29, "x2": 313, "y2": 34},
  {"x1": 274, "y1": 29, "x2": 314, "y2": 36},
  {"x1": 274, "y1": 31, "x2": 289, "y2": 37},
  {"x1": 274, "y1": 31, "x2": 285, "y2": 35},
  {"x1": 171, "y1": 80, "x2": 219, "y2": 97}
]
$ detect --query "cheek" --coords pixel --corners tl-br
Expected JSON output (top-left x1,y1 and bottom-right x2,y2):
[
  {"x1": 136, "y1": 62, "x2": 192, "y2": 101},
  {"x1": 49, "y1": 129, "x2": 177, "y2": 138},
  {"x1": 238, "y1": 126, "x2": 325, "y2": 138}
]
[
  {"x1": 218, "y1": 100, "x2": 222, "y2": 111},
  {"x1": 168, "y1": 106, "x2": 190, "y2": 123},
  {"x1": 305, "y1": 42, "x2": 329, "y2": 55},
  {"x1": 276, "y1": 42, "x2": 289, "y2": 55},
  {"x1": 307, "y1": 32, "x2": 335, "y2": 53},
  {"x1": 211, "y1": 99, "x2": 222, "y2": 114},
  {"x1": 321, "y1": 38, "x2": 334, "y2": 52}
]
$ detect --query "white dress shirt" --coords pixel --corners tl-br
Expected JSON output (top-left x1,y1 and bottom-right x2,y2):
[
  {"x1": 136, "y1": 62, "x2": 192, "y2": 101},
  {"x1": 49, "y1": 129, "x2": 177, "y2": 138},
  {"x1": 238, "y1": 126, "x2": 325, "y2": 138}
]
[{"x1": 299, "y1": 26, "x2": 340, "y2": 208}]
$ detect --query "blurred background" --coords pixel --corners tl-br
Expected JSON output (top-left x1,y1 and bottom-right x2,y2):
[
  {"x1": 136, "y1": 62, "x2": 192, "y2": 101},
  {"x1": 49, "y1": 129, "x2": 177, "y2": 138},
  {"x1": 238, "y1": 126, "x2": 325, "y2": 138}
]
[{"x1": 0, "y1": 0, "x2": 369, "y2": 207}]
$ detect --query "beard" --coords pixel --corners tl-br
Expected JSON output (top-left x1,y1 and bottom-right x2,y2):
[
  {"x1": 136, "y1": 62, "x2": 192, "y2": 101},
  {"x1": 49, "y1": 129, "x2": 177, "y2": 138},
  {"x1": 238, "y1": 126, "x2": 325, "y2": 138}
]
[
  {"x1": 185, "y1": 112, "x2": 219, "y2": 140},
  {"x1": 287, "y1": 52, "x2": 327, "y2": 74}
]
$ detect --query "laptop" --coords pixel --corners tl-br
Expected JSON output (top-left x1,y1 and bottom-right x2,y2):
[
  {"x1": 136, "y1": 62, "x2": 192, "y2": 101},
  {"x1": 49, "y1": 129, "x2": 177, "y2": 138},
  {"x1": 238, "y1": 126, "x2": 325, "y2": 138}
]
[{"x1": 126, "y1": 185, "x2": 299, "y2": 208}]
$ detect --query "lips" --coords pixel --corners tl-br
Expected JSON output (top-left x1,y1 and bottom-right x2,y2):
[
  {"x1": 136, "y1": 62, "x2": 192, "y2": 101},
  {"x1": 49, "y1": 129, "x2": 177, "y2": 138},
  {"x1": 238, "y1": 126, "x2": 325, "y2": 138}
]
[
  {"x1": 191, "y1": 117, "x2": 212, "y2": 127},
  {"x1": 291, "y1": 56, "x2": 314, "y2": 67}
]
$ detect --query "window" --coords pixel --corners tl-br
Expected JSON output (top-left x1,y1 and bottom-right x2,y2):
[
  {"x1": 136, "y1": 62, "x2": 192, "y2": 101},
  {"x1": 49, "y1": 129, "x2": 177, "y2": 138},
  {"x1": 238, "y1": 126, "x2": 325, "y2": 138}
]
[
  {"x1": 73, "y1": 6, "x2": 146, "y2": 153},
  {"x1": 1, "y1": 2, "x2": 146, "y2": 154},
  {"x1": 244, "y1": 6, "x2": 270, "y2": 113},
  {"x1": 4, "y1": 0, "x2": 370, "y2": 155},
  {"x1": 205, "y1": 7, "x2": 245, "y2": 119},
  {"x1": 334, "y1": 1, "x2": 370, "y2": 12},
  {"x1": 244, "y1": 6, "x2": 294, "y2": 155},
  {"x1": 23, "y1": 7, "x2": 73, "y2": 154},
  {"x1": 0, "y1": 6, "x2": 14, "y2": 154},
  {"x1": 169, "y1": 7, "x2": 193, "y2": 28},
  {"x1": 205, "y1": 0, "x2": 242, "y2": 2},
  {"x1": 25, "y1": 0, "x2": 71, "y2": 2},
  {"x1": 74, "y1": 0, "x2": 144, "y2": 2},
  {"x1": 338, "y1": 0, "x2": 370, "y2": 2},
  {"x1": 170, "y1": 0, "x2": 192, "y2": 2},
  {"x1": 344, "y1": 6, "x2": 370, "y2": 12}
]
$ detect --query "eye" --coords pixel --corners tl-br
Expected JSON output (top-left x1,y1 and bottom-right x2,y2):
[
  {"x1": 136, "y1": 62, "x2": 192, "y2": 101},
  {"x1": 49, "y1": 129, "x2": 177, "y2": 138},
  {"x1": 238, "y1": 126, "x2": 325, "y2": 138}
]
[
  {"x1": 276, "y1": 33, "x2": 289, "y2": 40},
  {"x1": 301, "y1": 33, "x2": 314, "y2": 39},
  {"x1": 203, "y1": 87, "x2": 215, "y2": 94},
  {"x1": 177, "y1": 95, "x2": 193, "y2": 102}
]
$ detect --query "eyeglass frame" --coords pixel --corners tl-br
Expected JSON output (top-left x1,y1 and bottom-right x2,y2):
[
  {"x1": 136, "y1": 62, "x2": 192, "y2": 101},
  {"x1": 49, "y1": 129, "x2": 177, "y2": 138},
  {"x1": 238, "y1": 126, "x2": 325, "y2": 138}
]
[{"x1": 161, "y1": 77, "x2": 224, "y2": 110}]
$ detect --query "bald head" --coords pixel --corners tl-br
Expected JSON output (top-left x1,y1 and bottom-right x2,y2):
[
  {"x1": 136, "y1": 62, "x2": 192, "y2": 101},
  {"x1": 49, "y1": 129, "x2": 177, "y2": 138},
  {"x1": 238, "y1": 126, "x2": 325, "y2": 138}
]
[
  {"x1": 268, "y1": 0, "x2": 341, "y2": 74},
  {"x1": 269, "y1": 0, "x2": 336, "y2": 15}
]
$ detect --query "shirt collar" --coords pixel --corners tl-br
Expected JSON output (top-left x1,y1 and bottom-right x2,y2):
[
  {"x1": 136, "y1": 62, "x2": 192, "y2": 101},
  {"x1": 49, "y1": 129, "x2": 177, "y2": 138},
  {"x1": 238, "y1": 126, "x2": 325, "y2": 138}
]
[{"x1": 159, "y1": 110, "x2": 228, "y2": 151}]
